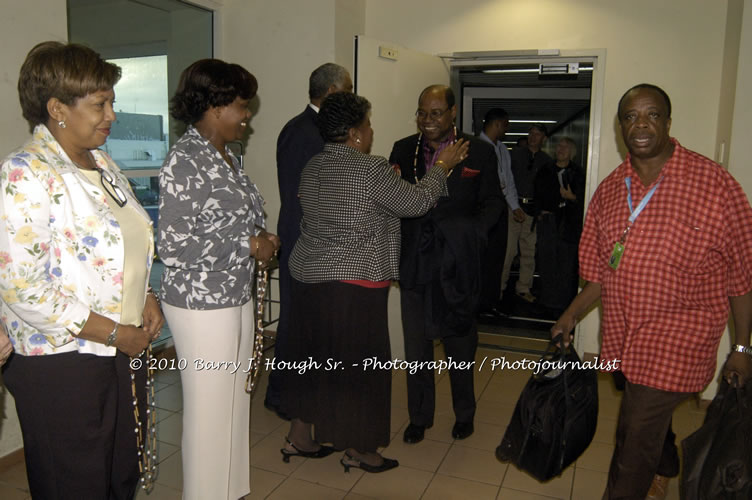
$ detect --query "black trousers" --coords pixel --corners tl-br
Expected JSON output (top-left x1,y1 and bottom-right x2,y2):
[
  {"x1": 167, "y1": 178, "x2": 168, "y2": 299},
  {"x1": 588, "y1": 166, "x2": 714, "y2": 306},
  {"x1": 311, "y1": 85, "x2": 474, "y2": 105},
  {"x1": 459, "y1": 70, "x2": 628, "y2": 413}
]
[
  {"x1": 537, "y1": 214, "x2": 579, "y2": 311},
  {"x1": 479, "y1": 210, "x2": 508, "y2": 311},
  {"x1": 400, "y1": 286, "x2": 478, "y2": 427},
  {"x1": 3, "y1": 350, "x2": 146, "y2": 500}
]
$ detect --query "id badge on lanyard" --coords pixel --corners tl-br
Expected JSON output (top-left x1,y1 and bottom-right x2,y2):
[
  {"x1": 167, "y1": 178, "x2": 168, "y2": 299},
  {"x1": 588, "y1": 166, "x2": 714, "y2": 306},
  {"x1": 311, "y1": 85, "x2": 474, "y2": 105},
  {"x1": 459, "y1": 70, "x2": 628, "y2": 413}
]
[{"x1": 609, "y1": 176, "x2": 662, "y2": 270}]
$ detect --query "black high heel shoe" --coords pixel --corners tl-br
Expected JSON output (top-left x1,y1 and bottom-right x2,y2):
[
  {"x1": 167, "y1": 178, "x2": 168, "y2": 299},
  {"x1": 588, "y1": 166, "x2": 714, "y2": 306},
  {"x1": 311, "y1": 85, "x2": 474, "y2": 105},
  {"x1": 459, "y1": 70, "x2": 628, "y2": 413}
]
[
  {"x1": 340, "y1": 452, "x2": 399, "y2": 473},
  {"x1": 280, "y1": 437, "x2": 335, "y2": 463}
]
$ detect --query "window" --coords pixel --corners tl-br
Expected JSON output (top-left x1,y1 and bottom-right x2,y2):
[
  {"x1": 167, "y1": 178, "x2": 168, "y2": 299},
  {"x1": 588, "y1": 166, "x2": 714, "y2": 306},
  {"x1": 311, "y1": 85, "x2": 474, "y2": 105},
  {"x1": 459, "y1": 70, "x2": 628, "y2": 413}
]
[{"x1": 68, "y1": 0, "x2": 213, "y2": 347}]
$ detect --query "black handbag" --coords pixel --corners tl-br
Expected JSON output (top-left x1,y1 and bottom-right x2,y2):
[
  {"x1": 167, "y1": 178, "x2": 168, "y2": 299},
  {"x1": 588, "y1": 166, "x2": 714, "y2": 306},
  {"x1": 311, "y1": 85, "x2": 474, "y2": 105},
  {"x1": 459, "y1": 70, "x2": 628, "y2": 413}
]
[
  {"x1": 495, "y1": 336, "x2": 599, "y2": 481},
  {"x1": 681, "y1": 379, "x2": 752, "y2": 499}
]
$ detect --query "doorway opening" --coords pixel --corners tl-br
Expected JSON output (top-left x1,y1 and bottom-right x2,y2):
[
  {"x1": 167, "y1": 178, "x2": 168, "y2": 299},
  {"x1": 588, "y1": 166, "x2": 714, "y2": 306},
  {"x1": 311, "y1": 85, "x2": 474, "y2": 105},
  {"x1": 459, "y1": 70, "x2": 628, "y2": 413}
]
[
  {"x1": 354, "y1": 39, "x2": 604, "y2": 355},
  {"x1": 451, "y1": 58, "x2": 596, "y2": 338}
]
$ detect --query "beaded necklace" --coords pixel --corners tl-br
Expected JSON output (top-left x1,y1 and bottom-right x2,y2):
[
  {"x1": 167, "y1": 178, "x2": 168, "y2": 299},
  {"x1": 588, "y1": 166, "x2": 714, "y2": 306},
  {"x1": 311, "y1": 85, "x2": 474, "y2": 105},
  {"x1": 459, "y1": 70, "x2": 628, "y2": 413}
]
[
  {"x1": 133, "y1": 345, "x2": 157, "y2": 491},
  {"x1": 246, "y1": 266, "x2": 268, "y2": 394},
  {"x1": 412, "y1": 126, "x2": 458, "y2": 181}
]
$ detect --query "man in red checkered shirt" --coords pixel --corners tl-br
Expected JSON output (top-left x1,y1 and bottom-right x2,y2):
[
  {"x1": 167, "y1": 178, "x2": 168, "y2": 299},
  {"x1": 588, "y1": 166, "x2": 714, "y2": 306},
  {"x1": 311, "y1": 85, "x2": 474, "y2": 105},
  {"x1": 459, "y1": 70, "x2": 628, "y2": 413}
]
[{"x1": 552, "y1": 83, "x2": 752, "y2": 500}]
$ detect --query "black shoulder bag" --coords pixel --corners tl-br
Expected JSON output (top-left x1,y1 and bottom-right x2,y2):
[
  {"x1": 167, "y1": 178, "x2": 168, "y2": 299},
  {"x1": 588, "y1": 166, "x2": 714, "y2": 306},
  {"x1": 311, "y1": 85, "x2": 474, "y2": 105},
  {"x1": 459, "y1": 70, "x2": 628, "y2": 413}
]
[
  {"x1": 495, "y1": 335, "x2": 599, "y2": 481},
  {"x1": 681, "y1": 379, "x2": 752, "y2": 499}
]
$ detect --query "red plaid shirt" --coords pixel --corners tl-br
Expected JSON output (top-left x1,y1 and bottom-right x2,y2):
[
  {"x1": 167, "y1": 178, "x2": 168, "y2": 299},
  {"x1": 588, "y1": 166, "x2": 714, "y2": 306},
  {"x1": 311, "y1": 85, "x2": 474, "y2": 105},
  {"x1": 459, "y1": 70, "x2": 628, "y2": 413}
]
[{"x1": 580, "y1": 139, "x2": 752, "y2": 392}]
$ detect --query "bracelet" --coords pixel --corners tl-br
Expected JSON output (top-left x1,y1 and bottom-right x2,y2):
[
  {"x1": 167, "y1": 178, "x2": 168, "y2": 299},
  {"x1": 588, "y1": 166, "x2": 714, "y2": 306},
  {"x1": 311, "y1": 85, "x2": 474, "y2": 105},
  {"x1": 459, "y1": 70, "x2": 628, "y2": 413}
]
[
  {"x1": 732, "y1": 344, "x2": 752, "y2": 356},
  {"x1": 105, "y1": 321, "x2": 120, "y2": 347},
  {"x1": 434, "y1": 160, "x2": 447, "y2": 168},
  {"x1": 147, "y1": 286, "x2": 161, "y2": 307}
]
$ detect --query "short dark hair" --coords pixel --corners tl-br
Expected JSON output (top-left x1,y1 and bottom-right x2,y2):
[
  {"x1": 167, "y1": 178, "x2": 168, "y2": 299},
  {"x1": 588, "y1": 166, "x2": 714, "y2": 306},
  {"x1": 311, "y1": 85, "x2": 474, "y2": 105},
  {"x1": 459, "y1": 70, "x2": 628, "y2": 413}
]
[
  {"x1": 418, "y1": 85, "x2": 455, "y2": 109},
  {"x1": 483, "y1": 108, "x2": 509, "y2": 131},
  {"x1": 318, "y1": 92, "x2": 371, "y2": 143},
  {"x1": 18, "y1": 41, "x2": 121, "y2": 132},
  {"x1": 529, "y1": 123, "x2": 548, "y2": 136},
  {"x1": 170, "y1": 59, "x2": 258, "y2": 125},
  {"x1": 618, "y1": 83, "x2": 672, "y2": 119},
  {"x1": 309, "y1": 63, "x2": 349, "y2": 100}
]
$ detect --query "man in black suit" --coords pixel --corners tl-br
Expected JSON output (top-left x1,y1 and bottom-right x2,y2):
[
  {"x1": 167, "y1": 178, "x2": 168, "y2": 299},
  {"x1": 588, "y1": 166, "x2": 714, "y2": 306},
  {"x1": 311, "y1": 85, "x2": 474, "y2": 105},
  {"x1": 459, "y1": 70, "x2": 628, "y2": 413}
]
[
  {"x1": 389, "y1": 85, "x2": 504, "y2": 443},
  {"x1": 265, "y1": 63, "x2": 352, "y2": 413}
]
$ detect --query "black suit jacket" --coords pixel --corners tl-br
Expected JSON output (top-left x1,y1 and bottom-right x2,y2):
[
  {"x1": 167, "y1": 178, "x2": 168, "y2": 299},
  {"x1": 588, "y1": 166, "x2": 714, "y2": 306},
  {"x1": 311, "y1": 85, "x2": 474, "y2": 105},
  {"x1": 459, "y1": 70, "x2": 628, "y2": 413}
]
[
  {"x1": 390, "y1": 132, "x2": 504, "y2": 282},
  {"x1": 276, "y1": 106, "x2": 324, "y2": 245},
  {"x1": 389, "y1": 132, "x2": 503, "y2": 336},
  {"x1": 534, "y1": 161, "x2": 586, "y2": 243}
]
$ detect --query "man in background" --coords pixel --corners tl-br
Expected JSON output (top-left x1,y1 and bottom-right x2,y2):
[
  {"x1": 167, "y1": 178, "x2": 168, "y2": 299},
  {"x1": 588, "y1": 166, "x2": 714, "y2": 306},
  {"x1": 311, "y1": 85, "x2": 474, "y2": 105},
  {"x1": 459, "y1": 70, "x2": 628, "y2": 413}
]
[
  {"x1": 265, "y1": 63, "x2": 352, "y2": 414},
  {"x1": 501, "y1": 124, "x2": 553, "y2": 304},
  {"x1": 477, "y1": 108, "x2": 524, "y2": 319}
]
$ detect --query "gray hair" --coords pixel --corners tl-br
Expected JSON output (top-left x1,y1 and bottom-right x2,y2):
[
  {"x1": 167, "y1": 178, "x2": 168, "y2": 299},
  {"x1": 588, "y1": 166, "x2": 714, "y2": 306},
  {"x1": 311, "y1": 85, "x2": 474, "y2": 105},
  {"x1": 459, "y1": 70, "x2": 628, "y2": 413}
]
[
  {"x1": 309, "y1": 63, "x2": 349, "y2": 100},
  {"x1": 558, "y1": 137, "x2": 577, "y2": 160}
]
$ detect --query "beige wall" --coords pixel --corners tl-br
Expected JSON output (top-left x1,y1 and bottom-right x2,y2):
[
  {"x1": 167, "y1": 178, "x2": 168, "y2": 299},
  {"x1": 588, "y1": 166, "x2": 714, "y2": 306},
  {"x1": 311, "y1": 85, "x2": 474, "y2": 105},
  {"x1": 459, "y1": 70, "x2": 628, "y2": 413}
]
[
  {"x1": 715, "y1": 0, "x2": 744, "y2": 167},
  {"x1": 216, "y1": 0, "x2": 335, "y2": 211},
  {"x1": 335, "y1": 0, "x2": 366, "y2": 75},
  {"x1": 718, "y1": 0, "x2": 752, "y2": 399},
  {"x1": 364, "y1": 0, "x2": 728, "y2": 180},
  {"x1": 0, "y1": 0, "x2": 68, "y2": 459}
]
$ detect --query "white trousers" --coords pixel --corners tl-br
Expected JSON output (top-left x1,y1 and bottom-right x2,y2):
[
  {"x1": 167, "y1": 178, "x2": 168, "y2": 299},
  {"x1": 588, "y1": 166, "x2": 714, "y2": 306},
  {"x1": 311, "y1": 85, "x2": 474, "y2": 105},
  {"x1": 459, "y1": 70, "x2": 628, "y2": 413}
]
[{"x1": 162, "y1": 302, "x2": 253, "y2": 500}]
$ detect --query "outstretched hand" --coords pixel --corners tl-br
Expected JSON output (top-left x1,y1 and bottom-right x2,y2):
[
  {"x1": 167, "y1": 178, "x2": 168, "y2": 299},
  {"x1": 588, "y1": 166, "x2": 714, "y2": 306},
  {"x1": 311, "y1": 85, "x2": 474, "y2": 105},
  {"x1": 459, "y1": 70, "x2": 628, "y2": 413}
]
[{"x1": 435, "y1": 139, "x2": 470, "y2": 174}]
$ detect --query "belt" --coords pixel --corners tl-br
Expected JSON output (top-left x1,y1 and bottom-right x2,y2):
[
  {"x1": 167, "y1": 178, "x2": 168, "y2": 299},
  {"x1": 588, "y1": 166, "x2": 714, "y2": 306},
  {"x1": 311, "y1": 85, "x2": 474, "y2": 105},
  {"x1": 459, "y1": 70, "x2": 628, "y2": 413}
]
[{"x1": 519, "y1": 197, "x2": 534, "y2": 204}]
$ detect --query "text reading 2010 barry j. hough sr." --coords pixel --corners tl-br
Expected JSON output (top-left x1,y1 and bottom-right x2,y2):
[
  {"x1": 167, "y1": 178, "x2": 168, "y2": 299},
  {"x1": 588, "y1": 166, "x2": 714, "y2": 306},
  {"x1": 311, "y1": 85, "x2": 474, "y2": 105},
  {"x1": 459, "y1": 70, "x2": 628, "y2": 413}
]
[{"x1": 135, "y1": 356, "x2": 620, "y2": 375}]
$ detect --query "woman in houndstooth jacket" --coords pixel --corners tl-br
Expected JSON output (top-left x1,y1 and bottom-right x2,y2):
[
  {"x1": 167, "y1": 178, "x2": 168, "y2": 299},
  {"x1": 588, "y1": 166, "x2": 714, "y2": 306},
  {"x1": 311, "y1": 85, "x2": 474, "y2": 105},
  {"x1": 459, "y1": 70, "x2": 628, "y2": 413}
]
[{"x1": 278, "y1": 91, "x2": 468, "y2": 473}]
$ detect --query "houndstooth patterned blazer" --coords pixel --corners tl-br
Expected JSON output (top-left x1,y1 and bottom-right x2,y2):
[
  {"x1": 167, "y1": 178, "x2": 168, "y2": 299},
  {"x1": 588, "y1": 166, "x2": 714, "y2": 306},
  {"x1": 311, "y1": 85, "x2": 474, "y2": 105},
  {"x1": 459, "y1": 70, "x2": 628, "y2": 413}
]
[{"x1": 289, "y1": 143, "x2": 448, "y2": 283}]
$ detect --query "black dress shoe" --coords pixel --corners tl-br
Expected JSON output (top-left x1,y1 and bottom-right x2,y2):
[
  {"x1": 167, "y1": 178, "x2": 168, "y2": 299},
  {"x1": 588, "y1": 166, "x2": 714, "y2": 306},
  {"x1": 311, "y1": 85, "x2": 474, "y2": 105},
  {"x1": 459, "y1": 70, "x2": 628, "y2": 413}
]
[
  {"x1": 341, "y1": 453, "x2": 399, "y2": 473},
  {"x1": 478, "y1": 307, "x2": 508, "y2": 321},
  {"x1": 403, "y1": 423, "x2": 426, "y2": 443},
  {"x1": 280, "y1": 437, "x2": 336, "y2": 463},
  {"x1": 451, "y1": 421, "x2": 474, "y2": 440}
]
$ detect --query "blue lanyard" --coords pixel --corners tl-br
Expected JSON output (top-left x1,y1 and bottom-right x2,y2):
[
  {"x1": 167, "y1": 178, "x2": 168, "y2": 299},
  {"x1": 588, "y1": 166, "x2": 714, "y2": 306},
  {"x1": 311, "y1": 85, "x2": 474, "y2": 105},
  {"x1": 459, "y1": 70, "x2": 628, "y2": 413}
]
[{"x1": 625, "y1": 176, "x2": 662, "y2": 224}]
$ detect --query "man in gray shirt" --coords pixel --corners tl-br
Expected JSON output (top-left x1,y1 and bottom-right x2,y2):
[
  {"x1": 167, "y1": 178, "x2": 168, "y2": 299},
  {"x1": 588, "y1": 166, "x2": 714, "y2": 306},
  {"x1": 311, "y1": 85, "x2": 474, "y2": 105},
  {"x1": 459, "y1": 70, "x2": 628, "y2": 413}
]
[{"x1": 478, "y1": 108, "x2": 524, "y2": 317}]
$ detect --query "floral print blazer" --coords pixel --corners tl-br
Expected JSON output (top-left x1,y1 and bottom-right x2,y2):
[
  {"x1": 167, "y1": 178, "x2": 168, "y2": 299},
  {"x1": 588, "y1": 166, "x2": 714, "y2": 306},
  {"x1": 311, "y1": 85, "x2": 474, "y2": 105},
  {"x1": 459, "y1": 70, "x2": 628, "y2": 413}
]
[{"x1": 0, "y1": 125, "x2": 154, "y2": 356}]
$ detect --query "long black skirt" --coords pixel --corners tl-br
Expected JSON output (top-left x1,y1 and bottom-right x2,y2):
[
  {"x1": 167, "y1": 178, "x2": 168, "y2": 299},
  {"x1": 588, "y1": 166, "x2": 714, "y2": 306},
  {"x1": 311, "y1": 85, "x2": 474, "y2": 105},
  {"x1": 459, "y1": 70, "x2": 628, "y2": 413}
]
[{"x1": 278, "y1": 279, "x2": 391, "y2": 453}]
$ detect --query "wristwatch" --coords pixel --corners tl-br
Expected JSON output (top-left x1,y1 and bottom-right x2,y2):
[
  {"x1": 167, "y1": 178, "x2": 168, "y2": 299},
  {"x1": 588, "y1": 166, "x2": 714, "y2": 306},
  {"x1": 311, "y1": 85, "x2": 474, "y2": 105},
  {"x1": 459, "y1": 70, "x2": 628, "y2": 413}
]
[{"x1": 732, "y1": 344, "x2": 752, "y2": 356}]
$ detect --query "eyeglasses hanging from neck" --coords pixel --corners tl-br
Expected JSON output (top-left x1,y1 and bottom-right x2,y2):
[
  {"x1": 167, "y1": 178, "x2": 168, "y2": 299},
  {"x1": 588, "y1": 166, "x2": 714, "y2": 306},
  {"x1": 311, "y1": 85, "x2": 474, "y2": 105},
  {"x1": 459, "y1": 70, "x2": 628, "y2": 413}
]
[{"x1": 95, "y1": 166, "x2": 128, "y2": 207}]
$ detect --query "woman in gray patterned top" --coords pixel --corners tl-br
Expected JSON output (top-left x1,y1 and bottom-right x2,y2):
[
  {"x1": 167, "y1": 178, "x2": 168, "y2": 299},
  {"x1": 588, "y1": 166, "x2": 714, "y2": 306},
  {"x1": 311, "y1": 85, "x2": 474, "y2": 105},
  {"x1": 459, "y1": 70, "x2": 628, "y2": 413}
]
[
  {"x1": 278, "y1": 92, "x2": 468, "y2": 473},
  {"x1": 157, "y1": 59, "x2": 279, "y2": 500}
]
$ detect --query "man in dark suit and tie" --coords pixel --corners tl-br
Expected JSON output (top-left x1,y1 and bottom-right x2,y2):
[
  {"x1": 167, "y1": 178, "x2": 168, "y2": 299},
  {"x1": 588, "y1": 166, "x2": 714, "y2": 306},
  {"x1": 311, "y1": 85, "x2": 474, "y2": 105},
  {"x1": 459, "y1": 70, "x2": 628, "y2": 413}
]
[
  {"x1": 265, "y1": 63, "x2": 353, "y2": 413},
  {"x1": 389, "y1": 85, "x2": 504, "y2": 443}
]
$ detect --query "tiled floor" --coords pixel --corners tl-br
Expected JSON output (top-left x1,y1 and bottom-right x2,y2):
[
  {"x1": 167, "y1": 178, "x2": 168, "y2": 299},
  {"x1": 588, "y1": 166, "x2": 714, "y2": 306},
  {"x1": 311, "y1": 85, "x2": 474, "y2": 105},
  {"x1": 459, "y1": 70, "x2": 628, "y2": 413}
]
[{"x1": 0, "y1": 333, "x2": 707, "y2": 499}]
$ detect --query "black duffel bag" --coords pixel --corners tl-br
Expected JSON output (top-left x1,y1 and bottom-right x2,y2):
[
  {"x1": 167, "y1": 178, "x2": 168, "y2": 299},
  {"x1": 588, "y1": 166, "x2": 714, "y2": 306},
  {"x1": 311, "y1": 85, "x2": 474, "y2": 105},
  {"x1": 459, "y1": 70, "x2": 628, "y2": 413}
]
[
  {"x1": 495, "y1": 336, "x2": 599, "y2": 481},
  {"x1": 681, "y1": 379, "x2": 752, "y2": 499}
]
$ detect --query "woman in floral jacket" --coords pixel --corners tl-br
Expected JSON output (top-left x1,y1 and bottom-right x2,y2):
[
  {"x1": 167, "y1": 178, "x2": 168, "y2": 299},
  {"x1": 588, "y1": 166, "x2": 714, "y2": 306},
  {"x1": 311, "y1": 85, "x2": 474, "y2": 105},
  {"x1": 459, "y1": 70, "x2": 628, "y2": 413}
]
[{"x1": 0, "y1": 42, "x2": 163, "y2": 499}]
